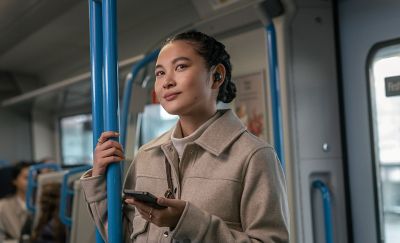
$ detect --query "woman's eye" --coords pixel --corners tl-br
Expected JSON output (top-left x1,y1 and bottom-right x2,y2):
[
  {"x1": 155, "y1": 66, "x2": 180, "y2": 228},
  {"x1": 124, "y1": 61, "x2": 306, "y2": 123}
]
[
  {"x1": 155, "y1": 70, "x2": 164, "y2": 77},
  {"x1": 176, "y1": 64, "x2": 187, "y2": 71}
]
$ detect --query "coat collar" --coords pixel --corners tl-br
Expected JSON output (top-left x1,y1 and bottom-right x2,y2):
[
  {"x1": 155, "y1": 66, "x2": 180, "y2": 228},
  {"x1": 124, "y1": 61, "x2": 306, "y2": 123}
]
[{"x1": 142, "y1": 109, "x2": 246, "y2": 157}]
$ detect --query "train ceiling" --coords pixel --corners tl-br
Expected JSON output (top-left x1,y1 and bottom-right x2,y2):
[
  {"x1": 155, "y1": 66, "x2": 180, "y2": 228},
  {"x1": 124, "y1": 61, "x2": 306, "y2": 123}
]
[{"x1": 0, "y1": 0, "x2": 280, "y2": 112}]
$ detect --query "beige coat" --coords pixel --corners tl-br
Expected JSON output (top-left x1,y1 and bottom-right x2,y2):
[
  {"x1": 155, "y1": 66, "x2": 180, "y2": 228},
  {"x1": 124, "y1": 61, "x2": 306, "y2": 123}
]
[
  {"x1": 0, "y1": 195, "x2": 29, "y2": 241},
  {"x1": 81, "y1": 109, "x2": 289, "y2": 242}
]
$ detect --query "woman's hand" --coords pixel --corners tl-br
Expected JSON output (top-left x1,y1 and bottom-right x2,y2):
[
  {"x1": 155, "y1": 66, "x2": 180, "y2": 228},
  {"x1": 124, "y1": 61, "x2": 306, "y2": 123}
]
[
  {"x1": 125, "y1": 197, "x2": 186, "y2": 228},
  {"x1": 92, "y1": 131, "x2": 124, "y2": 176}
]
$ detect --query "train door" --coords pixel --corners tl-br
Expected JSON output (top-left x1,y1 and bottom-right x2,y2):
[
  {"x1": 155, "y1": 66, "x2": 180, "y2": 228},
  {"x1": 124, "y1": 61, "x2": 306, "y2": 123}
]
[{"x1": 337, "y1": 0, "x2": 400, "y2": 242}]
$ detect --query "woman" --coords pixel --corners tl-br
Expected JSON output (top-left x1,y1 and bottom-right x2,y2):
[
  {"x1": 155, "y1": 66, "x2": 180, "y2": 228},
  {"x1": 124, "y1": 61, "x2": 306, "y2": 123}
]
[
  {"x1": 81, "y1": 31, "x2": 289, "y2": 242},
  {"x1": 0, "y1": 161, "x2": 32, "y2": 241}
]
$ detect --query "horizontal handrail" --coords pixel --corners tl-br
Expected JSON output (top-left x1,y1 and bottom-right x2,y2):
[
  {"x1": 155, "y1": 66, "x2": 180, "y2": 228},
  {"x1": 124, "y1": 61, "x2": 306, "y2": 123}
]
[
  {"x1": 312, "y1": 180, "x2": 334, "y2": 243},
  {"x1": 26, "y1": 163, "x2": 62, "y2": 213},
  {"x1": 1, "y1": 54, "x2": 144, "y2": 108},
  {"x1": 59, "y1": 165, "x2": 92, "y2": 227}
]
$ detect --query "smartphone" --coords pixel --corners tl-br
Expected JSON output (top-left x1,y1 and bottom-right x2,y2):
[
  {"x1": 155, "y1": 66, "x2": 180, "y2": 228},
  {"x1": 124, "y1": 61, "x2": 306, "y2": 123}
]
[{"x1": 123, "y1": 189, "x2": 167, "y2": 209}]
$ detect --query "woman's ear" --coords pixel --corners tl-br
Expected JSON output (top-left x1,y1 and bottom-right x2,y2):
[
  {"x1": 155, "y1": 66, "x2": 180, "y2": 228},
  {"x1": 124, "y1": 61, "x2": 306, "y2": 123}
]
[{"x1": 212, "y1": 64, "x2": 226, "y2": 89}]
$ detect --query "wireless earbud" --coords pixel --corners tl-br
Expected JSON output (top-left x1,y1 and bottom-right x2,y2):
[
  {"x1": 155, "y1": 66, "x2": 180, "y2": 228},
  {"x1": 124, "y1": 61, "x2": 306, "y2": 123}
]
[{"x1": 214, "y1": 72, "x2": 222, "y2": 81}]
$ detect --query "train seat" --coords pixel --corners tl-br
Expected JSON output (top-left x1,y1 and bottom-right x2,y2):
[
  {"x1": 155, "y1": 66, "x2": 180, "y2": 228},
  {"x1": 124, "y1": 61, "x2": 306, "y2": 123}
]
[{"x1": 69, "y1": 179, "x2": 96, "y2": 243}]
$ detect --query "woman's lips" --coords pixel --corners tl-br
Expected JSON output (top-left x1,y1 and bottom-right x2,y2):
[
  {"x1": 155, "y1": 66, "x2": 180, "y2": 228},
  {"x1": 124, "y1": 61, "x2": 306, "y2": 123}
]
[{"x1": 163, "y1": 92, "x2": 180, "y2": 101}]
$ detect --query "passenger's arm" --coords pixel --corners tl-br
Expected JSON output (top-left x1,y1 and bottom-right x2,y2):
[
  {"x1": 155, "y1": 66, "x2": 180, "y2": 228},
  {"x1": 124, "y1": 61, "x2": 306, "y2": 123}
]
[
  {"x1": 81, "y1": 159, "x2": 137, "y2": 243},
  {"x1": 171, "y1": 147, "x2": 290, "y2": 242},
  {"x1": 80, "y1": 131, "x2": 135, "y2": 242}
]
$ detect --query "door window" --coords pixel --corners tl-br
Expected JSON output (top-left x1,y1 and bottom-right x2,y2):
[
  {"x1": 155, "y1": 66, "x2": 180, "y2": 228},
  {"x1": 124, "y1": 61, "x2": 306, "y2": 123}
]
[{"x1": 369, "y1": 42, "x2": 400, "y2": 243}]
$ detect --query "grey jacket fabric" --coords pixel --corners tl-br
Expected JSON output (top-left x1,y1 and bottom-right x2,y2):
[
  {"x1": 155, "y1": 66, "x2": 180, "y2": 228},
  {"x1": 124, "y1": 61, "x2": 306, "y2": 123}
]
[
  {"x1": 0, "y1": 195, "x2": 29, "y2": 241},
  {"x1": 81, "y1": 109, "x2": 289, "y2": 242}
]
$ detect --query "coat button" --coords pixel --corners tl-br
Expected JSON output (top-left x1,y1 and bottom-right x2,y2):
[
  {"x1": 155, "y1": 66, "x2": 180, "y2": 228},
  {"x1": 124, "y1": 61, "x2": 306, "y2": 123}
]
[{"x1": 163, "y1": 231, "x2": 169, "y2": 237}]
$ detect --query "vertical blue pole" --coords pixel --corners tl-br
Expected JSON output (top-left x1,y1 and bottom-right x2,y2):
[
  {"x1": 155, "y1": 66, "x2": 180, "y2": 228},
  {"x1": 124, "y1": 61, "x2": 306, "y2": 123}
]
[
  {"x1": 89, "y1": 1, "x2": 106, "y2": 242},
  {"x1": 266, "y1": 22, "x2": 285, "y2": 169},
  {"x1": 103, "y1": 0, "x2": 122, "y2": 242}
]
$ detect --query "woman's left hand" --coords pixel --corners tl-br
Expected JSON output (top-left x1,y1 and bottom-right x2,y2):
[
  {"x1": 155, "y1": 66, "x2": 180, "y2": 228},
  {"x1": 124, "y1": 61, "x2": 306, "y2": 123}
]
[{"x1": 125, "y1": 197, "x2": 186, "y2": 228}]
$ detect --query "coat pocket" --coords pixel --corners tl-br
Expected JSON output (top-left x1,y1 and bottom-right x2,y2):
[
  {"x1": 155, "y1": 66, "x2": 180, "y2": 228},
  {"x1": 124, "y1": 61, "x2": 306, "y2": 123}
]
[{"x1": 130, "y1": 215, "x2": 149, "y2": 240}]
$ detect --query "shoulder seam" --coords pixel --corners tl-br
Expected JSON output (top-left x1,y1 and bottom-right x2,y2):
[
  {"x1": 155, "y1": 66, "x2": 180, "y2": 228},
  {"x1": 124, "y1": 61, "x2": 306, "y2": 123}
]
[{"x1": 241, "y1": 146, "x2": 274, "y2": 184}]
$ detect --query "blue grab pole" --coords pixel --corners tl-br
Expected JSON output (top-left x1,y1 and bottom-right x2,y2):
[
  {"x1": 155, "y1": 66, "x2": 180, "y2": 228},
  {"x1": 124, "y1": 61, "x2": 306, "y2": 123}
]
[
  {"x1": 120, "y1": 49, "x2": 159, "y2": 149},
  {"x1": 313, "y1": 180, "x2": 334, "y2": 243},
  {"x1": 266, "y1": 22, "x2": 285, "y2": 169},
  {"x1": 102, "y1": 0, "x2": 123, "y2": 242},
  {"x1": 89, "y1": 0, "x2": 106, "y2": 242}
]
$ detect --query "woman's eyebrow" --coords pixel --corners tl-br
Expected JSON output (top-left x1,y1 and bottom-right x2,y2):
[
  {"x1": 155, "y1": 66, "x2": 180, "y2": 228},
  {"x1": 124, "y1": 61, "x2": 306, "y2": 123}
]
[
  {"x1": 172, "y1": 56, "x2": 191, "y2": 64},
  {"x1": 155, "y1": 56, "x2": 191, "y2": 69}
]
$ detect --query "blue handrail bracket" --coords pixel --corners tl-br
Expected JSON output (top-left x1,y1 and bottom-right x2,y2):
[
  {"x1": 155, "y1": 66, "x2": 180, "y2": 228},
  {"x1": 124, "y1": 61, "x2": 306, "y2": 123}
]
[
  {"x1": 313, "y1": 180, "x2": 334, "y2": 243},
  {"x1": 120, "y1": 49, "x2": 159, "y2": 149}
]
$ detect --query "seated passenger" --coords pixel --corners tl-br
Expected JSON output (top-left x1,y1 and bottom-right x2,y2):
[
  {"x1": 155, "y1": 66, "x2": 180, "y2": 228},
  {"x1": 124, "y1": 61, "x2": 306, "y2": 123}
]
[
  {"x1": 0, "y1": 161, "x2": 34, "y2": 241},
  {"x1": 31, "y1": 183, "x2": 66, "y2": 243}
]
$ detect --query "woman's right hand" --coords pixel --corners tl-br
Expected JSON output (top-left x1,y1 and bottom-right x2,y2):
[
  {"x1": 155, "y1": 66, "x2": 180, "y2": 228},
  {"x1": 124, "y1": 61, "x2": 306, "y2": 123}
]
[{"x1": 92, "y1": 131, "x2": 125, "y2": 176}]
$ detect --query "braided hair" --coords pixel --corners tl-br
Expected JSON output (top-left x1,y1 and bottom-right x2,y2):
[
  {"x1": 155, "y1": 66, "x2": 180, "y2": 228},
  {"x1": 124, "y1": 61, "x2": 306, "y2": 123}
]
[{"x1": 162, "y1": 31, "x2": 236, "y2": 103}]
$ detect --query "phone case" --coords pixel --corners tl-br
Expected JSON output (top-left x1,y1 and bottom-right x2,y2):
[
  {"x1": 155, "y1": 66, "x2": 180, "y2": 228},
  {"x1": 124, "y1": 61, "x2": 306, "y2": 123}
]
[{"x1": 124, "y1": 190, "x2": 167, "y2": 209}]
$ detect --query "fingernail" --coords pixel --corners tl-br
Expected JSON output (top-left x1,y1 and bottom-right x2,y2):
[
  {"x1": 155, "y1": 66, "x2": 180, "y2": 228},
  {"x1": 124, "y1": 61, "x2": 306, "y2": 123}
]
[{"x1": 115, "y1": 132, "x2": 119, "y2": 135}]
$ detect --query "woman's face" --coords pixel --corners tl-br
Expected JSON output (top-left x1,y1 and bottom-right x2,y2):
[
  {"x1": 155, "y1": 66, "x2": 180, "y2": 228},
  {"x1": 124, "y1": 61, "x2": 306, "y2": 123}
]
[
  {"x1": 154, "y1": 40, "x2": 217, "y2": 116},
  {"x1": 13, "y1": 167, "x2": 29, "y2": 194}
]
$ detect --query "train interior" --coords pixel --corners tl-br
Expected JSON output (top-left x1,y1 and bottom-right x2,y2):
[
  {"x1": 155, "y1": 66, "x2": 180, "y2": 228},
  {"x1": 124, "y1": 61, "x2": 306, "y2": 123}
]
[{"x1": 0, "y1": 0, "x2": 399, "y2": 242}]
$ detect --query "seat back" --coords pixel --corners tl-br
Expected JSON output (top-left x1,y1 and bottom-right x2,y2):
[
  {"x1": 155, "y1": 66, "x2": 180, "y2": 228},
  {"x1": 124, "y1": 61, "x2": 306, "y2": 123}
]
[
  {"x1": 69, "y1": 179, "x2": 95, "y2": 243},
  {"x1": 33, "y1": 171, "x2": 67, "y2": 228}
]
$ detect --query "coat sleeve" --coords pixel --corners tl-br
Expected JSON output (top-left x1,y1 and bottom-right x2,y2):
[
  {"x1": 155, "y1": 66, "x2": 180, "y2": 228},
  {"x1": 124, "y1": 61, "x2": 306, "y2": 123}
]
[
  {"x1": 80, "y1": 158, "x2": 138, "y2": 242},
  {"x1": 171, "y1": 147, "x2": 290, "y2": 243}
]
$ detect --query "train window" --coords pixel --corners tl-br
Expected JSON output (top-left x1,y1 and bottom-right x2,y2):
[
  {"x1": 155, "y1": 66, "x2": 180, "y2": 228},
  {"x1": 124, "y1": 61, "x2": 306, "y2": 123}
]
[
  {"x1": 60, "y1": 114, "x2": 93, "y2": 165},
  {"x1": 368, "y1": 42, "x2": 400, "y2": 243}
]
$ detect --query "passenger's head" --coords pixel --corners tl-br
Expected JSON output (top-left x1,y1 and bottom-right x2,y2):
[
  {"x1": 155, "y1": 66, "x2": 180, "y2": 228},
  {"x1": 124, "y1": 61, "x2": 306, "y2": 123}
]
[
  {"x1": 155, "y1": 31, "x2": 236, "y2": 115},
  {"x1": 12, "y1": 161, "x2": 33, "y2": 194}
]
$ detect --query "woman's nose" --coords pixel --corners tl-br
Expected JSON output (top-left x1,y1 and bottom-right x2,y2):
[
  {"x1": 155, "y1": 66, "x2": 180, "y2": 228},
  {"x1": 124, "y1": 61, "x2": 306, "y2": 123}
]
[{"x1": 162, "y1": 77, "x2": 176, "y2": 89}]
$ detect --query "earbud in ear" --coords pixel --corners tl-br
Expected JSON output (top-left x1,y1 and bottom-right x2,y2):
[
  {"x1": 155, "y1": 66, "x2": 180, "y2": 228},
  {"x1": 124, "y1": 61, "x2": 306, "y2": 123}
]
[{"x1": 214, "y1": 72, "x2": 222, "y2": 81}]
